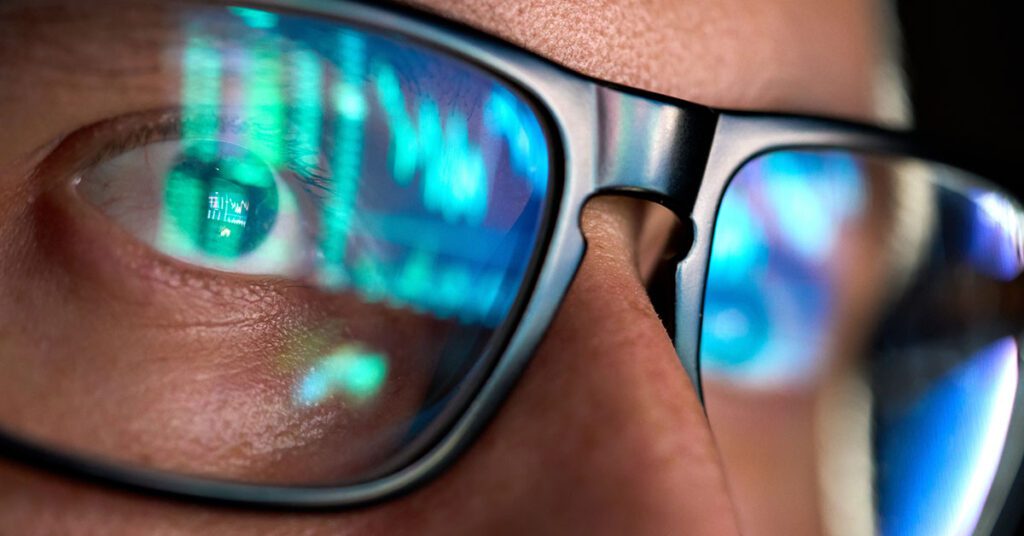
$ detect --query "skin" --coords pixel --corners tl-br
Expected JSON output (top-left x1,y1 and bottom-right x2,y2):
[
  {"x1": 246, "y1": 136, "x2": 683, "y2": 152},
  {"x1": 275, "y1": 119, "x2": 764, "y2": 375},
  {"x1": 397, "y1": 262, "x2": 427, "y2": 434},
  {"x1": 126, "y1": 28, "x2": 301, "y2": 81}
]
[{"x1": 0, "y1": 0, "x2": 887, "y2": 533}]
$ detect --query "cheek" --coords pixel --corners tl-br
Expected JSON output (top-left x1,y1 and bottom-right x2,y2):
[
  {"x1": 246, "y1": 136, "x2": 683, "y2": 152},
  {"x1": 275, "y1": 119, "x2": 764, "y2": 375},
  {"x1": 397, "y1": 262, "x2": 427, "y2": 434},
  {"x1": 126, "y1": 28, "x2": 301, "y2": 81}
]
[
  {"x1": 0, "y1": 187, "x2": 450, "y2": 485},
  {"x1": 0, "y1": 461, "x2": 384, "y2": 535}
]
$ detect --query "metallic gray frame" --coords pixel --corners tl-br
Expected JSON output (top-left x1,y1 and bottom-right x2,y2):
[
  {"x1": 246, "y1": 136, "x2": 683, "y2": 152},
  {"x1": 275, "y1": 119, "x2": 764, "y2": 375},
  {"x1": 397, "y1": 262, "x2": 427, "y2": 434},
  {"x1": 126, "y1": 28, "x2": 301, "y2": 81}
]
[{"x1": 1, "y1": 0, "x2": 1021, "y2": 532}]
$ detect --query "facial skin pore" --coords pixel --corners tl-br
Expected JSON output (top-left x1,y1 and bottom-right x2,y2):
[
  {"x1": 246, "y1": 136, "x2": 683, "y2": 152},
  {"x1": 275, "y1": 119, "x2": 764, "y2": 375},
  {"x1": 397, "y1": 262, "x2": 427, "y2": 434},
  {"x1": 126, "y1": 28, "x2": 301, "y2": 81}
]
[{"x1": 0, "y1": 0, "x2": 888, "y2": 533}]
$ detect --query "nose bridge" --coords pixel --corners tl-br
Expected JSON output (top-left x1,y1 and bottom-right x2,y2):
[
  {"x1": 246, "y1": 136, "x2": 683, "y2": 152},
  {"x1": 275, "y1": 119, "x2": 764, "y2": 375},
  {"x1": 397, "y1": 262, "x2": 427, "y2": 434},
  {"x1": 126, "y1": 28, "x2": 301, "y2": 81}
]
[{"x1": 594, "y1": 86, "x2": 718, "y2": 215}]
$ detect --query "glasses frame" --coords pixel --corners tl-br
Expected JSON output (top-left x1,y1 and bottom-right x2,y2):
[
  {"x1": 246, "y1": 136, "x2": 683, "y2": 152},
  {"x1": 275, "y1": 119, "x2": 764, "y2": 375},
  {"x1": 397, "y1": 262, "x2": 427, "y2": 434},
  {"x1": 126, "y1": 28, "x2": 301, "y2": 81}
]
[{"x1": 1, "y1": 0, "x2": 1022, "y2": 531}]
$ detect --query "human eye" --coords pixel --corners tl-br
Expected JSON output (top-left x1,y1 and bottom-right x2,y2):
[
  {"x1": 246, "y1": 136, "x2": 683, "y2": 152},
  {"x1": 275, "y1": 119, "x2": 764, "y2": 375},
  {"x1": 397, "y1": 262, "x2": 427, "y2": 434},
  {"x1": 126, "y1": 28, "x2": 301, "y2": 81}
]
[
  {"x1": 0, "y1": 2, "x2": 551, "y2": 488},
  {"x1": 76, "y1": 119, "x2": 314, "y2": 279}
]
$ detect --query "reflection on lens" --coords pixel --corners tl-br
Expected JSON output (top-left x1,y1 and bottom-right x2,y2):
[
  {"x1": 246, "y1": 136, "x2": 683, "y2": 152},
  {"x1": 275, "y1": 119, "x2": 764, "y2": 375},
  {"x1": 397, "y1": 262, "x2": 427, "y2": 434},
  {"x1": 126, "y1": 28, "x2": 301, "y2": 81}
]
[
  {"x1": 701, "y1": 150, "x2": 1023, "y2": 535},
  {"x1": 971, "y1": 191, "x2": 1024, "y2": 281},
  {"x1": 702, "y1": 151, "x2": 864, "y2": 387},
  {"x1": 0, "y1": 4, "x2": 551, "y2": 486},
  {"x1": 876, "y1": 337, "x2": 1018, "y2": 536}
]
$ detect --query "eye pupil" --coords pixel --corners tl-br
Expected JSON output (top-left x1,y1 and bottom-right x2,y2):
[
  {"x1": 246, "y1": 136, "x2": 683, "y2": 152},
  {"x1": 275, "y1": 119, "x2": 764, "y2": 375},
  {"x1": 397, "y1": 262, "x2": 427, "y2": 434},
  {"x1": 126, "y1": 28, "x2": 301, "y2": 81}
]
[{"x1": 163, "y1": 141, "x2": 279, "y2": 258}]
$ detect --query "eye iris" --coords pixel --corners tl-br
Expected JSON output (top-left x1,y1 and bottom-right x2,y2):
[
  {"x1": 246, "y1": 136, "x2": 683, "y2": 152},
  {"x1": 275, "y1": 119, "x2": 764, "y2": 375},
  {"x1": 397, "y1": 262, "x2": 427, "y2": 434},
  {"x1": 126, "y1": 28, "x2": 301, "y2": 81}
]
[{"x1": 162, "y1": 141, "x2": 279, "y2": 259}]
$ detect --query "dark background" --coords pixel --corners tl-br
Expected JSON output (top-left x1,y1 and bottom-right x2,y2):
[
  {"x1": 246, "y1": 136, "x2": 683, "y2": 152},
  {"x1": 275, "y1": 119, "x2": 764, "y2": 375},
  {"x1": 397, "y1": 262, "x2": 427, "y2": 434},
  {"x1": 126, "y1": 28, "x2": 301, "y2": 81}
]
[
  {"x1": 897, "y1": 1, "x2": 1023, "y2": 531},
  {"x1": 898, "y1": 1, "x2": 1021, "y2": 197}
]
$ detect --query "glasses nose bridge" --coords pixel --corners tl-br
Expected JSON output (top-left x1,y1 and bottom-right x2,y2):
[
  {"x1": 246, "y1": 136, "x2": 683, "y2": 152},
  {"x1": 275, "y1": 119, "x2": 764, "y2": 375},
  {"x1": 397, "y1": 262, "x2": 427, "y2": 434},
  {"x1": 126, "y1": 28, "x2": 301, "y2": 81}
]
[{"x1": 592, "y1": 86, "x2": 718, "y2": 217}]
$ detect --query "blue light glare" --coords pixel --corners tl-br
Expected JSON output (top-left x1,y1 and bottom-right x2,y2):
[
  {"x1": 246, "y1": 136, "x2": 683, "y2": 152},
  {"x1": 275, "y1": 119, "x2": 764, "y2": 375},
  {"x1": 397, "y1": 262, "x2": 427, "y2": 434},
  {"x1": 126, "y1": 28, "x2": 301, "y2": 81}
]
[
  {"x1": 373, "y1": 64, "x2": 417, "y2": 185},
  {"x1": 970, "y1": 190, "x2": 1024, "y2": 281},
  {"x1": 701, "y1": 289, "x2": 771, "y2": 369},
  {"x1": 422, "y1": 110, "x2": 488, "y2": 225},
  {"x1": 242, "y1": 35, "x2": 286, "y2": 167},
  {"x1": 374, "y1": 64, "x2": 489, "y2": 225},
  {"x1": 761, "y1": 151, "x2": 864, "y2": 262},
  {"x1": 876, "y1": 337, "x2": 1018, "y2": 536},
  {"x1": 702, "y1": 151, "x2": 864, "y2": 386},
  {"x1": 349, "y1": 249, "x2": 510, "y2": 325},
  {"x1": 181, "y1": 34, "x2": 221, "y2": 141}
]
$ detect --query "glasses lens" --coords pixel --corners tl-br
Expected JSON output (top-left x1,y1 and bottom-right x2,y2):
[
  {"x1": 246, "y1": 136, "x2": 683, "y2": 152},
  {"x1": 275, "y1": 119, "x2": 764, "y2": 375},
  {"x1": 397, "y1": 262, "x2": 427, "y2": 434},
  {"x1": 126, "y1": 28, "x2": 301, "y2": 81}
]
[
  {"x1": 0, "y1": 3, "x2": 551, "y2": 485},
  {"x1": 701, "y1": 150, "x2": 1022, "y2": 534}
]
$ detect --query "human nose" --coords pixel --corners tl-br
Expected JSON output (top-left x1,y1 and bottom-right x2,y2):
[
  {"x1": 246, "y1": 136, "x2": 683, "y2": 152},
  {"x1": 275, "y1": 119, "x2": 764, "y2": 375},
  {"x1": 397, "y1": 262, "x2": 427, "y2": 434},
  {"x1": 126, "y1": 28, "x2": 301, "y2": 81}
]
[
  {"x1": 0, "y1": 196, "x2": 742, "y2": 536},
  {"x1": 379, "y1": 196, "x2": 740, "y2": 534}
]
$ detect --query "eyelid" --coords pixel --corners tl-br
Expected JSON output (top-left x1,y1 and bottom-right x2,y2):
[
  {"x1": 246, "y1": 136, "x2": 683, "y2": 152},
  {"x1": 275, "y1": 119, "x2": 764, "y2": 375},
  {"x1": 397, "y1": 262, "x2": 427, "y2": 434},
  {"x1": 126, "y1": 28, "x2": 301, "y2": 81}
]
[
  {"x1": 31, "y1": 108, "x2": 323, "y2": 194},
  {"x1": 76, "y1": 109, "x2": 249, "y2": 171},
  {"x1": 29, "y1": 109, "x2": 191, "y2": 193}
]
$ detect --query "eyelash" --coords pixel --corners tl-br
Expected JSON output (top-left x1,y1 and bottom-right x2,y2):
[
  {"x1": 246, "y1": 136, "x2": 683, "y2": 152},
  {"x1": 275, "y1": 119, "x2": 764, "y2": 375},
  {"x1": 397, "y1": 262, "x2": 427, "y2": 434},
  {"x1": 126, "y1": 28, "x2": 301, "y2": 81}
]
[{"x1": 81, "y1": 110, "x2": 332, "y2": 199}]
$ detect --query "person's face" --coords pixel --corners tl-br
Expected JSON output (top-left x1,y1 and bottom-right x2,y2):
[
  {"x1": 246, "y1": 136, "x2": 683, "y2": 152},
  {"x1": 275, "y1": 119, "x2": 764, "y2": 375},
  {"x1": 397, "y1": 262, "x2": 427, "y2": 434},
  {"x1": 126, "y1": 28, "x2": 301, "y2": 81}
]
[{"x1": 0, "y1": 0, "x2": 890, "y2": 533}]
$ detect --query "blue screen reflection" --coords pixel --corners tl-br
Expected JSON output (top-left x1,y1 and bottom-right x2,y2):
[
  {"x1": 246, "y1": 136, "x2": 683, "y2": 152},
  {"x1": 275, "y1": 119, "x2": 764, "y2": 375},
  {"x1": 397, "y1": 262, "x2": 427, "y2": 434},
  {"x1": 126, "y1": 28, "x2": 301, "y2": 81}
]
[{"x1": 702, "y1": 150, "x2": 1023, "y2": 535}]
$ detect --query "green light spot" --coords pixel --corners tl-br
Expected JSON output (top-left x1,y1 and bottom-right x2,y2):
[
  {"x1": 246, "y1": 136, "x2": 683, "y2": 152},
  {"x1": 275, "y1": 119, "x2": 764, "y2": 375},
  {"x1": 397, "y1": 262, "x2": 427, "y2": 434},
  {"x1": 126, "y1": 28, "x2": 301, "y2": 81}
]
[
  {"x1": 296, "y1": 347, "x2": 389, "y2": 406},
  {"x1": 226, "y1": 157, "x2": 274, "y2": 188},
  {"x1": 229, "y1": 7, "x2": 279, "y2": 29},
  {"x1": 336, "y1": 84, "x2": 367, "y2": 120}
]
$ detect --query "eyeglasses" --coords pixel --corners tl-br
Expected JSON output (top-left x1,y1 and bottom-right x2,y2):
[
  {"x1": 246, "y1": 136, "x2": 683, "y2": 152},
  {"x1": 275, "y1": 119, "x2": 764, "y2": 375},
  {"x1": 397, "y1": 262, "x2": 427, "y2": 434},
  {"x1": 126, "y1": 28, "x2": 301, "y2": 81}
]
[{"x1": 1, "y1": 0, "x2": 1021, "y2": 532}]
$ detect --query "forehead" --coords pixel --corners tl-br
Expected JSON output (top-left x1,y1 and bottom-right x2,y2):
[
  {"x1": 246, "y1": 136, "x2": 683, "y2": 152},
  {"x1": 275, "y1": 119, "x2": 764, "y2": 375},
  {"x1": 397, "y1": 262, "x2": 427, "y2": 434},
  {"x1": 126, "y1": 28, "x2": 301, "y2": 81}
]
[
  {"x1": 0, "y1": 0, "x2": 885, "y2": 118},
  {"x1": 0, "y1": 0, "x2": 891, "y2": 166},
  {"x1": 400, "y1": 0, "x2": 886, "y2": 122}
]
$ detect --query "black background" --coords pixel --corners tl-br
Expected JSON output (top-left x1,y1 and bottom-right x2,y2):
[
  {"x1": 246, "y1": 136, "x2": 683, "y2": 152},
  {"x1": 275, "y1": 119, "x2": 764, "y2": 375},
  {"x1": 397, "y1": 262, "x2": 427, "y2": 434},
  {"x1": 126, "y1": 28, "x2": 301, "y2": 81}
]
[{"x1": 898, "y1": 1, "x2": 1021, "y2": 198}]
